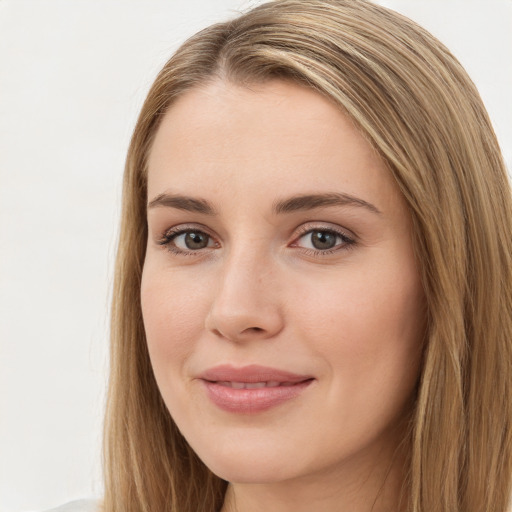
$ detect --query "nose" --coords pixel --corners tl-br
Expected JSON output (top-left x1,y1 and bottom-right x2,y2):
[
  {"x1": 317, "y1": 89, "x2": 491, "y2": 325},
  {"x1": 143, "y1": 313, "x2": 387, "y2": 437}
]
[{"x1": 204, "y1": 249, "x2": 284, "y2": 342}]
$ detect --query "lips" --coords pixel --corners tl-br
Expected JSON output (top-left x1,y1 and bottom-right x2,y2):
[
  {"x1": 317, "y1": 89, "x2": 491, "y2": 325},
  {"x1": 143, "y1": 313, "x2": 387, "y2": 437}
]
[
  {"x1": 215, "y1": 380, "x2": 298, "y2": 388},
  {"x1": 198, "y1": 364, "x2": 314, "y2": 413}
]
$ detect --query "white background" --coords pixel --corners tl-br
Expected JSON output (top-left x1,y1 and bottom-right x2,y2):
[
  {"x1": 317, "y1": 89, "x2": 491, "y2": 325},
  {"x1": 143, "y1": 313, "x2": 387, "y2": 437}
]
[{"x1": 1, "y1": 1, "x2": 510, "y2": 511}]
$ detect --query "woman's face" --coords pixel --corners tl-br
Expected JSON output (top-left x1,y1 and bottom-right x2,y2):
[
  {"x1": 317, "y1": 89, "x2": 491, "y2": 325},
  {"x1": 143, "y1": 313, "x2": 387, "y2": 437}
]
[{"x1": 142, "y1": 80, "x2": 425, "y2": 486}]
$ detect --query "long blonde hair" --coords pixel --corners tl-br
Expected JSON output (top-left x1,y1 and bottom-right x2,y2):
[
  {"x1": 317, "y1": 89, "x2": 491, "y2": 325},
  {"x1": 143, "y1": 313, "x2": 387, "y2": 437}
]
[{"x1": 103, "y1": 1, "x2": 512, "y2": 511}]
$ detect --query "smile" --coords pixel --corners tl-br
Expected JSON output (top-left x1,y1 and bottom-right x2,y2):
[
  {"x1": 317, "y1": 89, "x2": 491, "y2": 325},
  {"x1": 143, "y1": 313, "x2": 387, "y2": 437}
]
[
  {"x1": 198, "y1": 365, "x2": 314, "y2": 413},
  {"x1": 215, "y1": 381, "x2": 301, "y2": 388}
]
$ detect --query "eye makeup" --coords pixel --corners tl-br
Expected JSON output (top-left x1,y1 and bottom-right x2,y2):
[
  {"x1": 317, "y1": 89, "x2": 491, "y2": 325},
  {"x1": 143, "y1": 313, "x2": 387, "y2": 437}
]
[{"x1": 155, "y1": 221, "x2": 357, "y2": 258}]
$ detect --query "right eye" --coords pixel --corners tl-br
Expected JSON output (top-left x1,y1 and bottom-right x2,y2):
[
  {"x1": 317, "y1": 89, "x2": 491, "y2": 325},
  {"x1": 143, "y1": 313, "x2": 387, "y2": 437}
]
[{"x1": 158, "y1": 228, "x2": 217, "y2": 254}]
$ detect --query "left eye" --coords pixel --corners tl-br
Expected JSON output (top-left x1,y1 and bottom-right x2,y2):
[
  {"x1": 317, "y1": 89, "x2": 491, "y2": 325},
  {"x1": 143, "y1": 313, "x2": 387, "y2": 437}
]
[{"x1": 296, "y1": 229, "x2": 350, "y2": 251}]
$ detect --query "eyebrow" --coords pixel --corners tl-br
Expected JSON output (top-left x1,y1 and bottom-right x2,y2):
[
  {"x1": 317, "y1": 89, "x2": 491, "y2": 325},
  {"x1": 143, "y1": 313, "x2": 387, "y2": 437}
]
[
  {"x1": 147, "y1": 193, "x2": 217, "y2": 215},
  {"x1": 273, "y1": 192, "x2": 381, "y2": 215},
  {"x1": 147, "y1": 191, "x2": 381, "y2": 216}
]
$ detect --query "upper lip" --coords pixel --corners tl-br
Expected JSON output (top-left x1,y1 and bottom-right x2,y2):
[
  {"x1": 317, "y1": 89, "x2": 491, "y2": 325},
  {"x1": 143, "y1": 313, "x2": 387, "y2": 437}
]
[{"x1": 199, "y1": 364, "x2": 313, "y2": 384}]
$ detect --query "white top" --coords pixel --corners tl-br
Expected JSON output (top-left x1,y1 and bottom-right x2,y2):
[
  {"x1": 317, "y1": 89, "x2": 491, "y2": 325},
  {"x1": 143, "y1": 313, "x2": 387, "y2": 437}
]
[{"x1": 44, "y1": 500, "x2": 99, "y2": 512}]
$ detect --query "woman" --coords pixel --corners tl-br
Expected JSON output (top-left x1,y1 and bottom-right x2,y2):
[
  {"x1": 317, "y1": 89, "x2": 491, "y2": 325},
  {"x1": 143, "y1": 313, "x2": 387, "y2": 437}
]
[{"x1": 99, "y1": 0, "x2": 512, "y2": 511}]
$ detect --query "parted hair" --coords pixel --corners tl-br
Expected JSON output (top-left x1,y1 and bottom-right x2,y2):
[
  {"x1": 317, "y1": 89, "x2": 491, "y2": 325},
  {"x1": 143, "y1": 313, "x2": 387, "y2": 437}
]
[{"x1": 103, "y1": 1, "x2": 512, "y2": 511}]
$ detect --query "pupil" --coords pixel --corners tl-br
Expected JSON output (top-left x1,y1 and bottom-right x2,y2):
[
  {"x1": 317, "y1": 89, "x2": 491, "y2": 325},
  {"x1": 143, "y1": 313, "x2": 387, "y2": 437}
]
[
  {"x1": 185, "y1": 232, "x2": 208, "y2": 249},
  {"x1": 311, "y1": 230, "x2": 337, "y2": 250}
]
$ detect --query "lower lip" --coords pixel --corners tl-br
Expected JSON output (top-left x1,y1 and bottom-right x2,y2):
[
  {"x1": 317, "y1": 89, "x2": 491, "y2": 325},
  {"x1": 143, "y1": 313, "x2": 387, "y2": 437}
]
[{"x1": 201, "y1": 379, "x2": 314, "y2": 413}]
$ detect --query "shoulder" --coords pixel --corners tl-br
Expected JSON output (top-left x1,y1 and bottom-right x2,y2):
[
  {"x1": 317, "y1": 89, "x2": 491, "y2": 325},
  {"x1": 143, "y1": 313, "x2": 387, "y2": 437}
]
[{"x1": 43, "y1": 499, "x2": 100, "y2": 512}]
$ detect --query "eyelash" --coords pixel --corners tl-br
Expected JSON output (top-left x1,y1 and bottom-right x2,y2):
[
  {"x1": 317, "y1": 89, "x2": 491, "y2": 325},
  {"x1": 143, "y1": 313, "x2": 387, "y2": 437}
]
[
  {"x1": 157, "y1": 224, "x2": 217, "y2": 256},
  {"x1": 157, "y1": 224, "x2": 356, "y2": 257},
  {"x1": 292, "y1": 225, "x2": 356, "y2": 256}
]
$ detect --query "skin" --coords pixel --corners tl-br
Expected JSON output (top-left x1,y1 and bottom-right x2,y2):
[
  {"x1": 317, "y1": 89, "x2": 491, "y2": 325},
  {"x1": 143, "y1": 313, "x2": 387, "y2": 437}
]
[{"x1": 141, "y1": 79, "x2": 426, "y2": 512}]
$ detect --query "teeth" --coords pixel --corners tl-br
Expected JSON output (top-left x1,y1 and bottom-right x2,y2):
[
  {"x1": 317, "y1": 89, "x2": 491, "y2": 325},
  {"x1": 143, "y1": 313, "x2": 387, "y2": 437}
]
[
  {"x1": 244, "y1": 382, "x2": 267, "y2": 389},
  {"x1": 216, "y1": 381, "x2": 286, "y2": 389}
]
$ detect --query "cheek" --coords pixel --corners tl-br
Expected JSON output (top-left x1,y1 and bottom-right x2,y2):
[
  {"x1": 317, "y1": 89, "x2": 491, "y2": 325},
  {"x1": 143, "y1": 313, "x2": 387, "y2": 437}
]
[
  {"x1": 140, "y1": 265, "x2": 210, "y2": 377},
  {"x1": 291, "y1": 259, "x2": 425, "y2": 402}
]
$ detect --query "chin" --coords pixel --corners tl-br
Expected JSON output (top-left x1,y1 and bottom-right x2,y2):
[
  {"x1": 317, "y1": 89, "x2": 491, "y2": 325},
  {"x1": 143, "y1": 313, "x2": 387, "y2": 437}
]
[{"x1": 190, "y1": 436, "x2": 306, "y2": 484}]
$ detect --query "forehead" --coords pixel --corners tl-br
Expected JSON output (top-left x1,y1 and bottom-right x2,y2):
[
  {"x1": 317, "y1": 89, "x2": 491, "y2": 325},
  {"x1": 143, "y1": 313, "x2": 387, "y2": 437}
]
[{"x1": 146, "y1": 79, "x2": 403, "y2": 214}]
